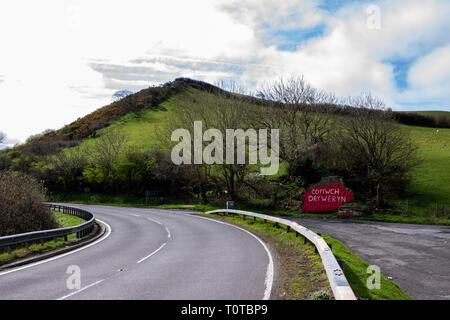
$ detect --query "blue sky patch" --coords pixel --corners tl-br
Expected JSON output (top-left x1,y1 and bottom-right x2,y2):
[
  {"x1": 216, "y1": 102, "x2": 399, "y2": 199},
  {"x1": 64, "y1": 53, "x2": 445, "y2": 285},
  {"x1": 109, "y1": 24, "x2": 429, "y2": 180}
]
[
  {"x1": 384, "y1": 58, "x2": 416, "y2": 91},
  {"x1": 319, "y1": 0, "x2": 369, "y2": 13},
  {"x1": 266, "y1": 24, "x2": 327, "y2": 51}
]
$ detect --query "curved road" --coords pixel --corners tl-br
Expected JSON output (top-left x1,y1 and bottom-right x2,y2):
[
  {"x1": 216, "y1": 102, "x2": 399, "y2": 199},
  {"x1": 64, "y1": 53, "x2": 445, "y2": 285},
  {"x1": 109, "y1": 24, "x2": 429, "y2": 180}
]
[{"x1": 0, "y1": 204, "x2": 275, "y2": 300}]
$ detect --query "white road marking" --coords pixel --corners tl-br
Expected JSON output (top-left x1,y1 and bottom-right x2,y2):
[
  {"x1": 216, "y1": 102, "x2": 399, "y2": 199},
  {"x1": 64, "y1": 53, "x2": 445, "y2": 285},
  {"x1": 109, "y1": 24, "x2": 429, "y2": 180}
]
[
  {"x1": 189, "y1": 214, "x2": 274, "y2": 300},
  {"x1": 130, "y1": 214, "x2": 141, "y2": 217},
  {"x1": 133, "y1": 216, "x2": 171, "y2": 263},
  {"x1": 57, "y1": 279, "x2": 105, "y2": 300},
  {"x1": 146, "y1": 217, "x2": 163, "y2": 225},
  {"x1": 0, "y1": 219, "x2": 112, "y2": 277},
  {"x1": 136, "y1": 242, "x2": 167, "y2": 264}
]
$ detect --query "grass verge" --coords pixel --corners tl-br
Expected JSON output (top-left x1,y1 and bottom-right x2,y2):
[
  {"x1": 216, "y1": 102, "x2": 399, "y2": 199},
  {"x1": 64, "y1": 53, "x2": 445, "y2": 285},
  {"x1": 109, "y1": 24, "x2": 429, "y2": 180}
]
[
  {"x1": 49, "y1": 193, "x2": 449, "y2": 225},
  {"x1": 185, "y1": 203, "x2": 449, "y2": 226},
  {"x1": 201, "y1": 212, "x2": 412, "y2": 300},
  {"x1": 0, "y1": 210, "x2": 85, "y2": 266}
]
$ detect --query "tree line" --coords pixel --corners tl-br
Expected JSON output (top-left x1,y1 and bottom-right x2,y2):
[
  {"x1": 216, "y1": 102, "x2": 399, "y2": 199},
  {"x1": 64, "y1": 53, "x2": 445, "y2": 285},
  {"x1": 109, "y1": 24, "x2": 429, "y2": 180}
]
[{"x1": 0, "y1": 76, "x2": 420, "y2": 210}]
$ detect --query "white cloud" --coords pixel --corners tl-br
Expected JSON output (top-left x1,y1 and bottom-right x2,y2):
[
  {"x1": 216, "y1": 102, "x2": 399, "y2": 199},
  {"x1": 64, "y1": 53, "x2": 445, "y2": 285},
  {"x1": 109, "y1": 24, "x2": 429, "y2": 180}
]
[
  {"x1": 400, "y1": 44, "x2": 450, "y2": 106},
  {"x1": 0, "y1": 0, "x2": 449, "y2": 143},
  {"x1": 238, "y1": 0, "x2": 450, "y2": 108},
  {"x1": 218, "y1": 0, "x2": 324, "y2": 30}
]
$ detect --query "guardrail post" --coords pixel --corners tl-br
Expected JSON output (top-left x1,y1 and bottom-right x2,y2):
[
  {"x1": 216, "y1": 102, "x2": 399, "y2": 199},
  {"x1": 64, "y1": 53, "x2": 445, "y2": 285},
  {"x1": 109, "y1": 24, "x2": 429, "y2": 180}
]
[
  {"x1": 204, "y1": 208, "x2": 357, "y2": 300},
  {"x1": 64, "y1": 235, "x2": 68, "y2": 242},
  {"x1": 7, "y1": 246, "x2": 11, "y2": 254}
]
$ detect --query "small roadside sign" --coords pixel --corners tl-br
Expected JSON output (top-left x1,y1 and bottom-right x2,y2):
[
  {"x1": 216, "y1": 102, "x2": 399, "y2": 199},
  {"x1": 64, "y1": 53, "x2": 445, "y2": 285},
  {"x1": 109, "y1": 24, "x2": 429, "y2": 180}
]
[{"x1": 226, "y1": 201, "x2": 235, "y2": 210}]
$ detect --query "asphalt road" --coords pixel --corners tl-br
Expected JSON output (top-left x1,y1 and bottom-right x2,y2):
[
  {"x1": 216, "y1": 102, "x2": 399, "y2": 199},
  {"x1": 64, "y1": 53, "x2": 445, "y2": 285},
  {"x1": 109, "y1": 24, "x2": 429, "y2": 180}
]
[
  {"x1": 0, "y1": 204, "x2": 274, "y2": 300},
  {"x1": 289, "y1": 217, "x2": 450, "y2": 300}
]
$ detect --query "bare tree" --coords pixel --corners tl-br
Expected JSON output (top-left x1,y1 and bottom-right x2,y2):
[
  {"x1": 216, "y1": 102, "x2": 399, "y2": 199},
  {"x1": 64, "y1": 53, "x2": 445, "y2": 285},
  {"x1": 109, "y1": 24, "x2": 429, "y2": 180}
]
[
  {"x1": 158, "y1": 88, "x2": 254, "y2": 202},
  {"x1": 89, "y1": 130, "x2": 128, "y2": 166},
  {"x1": 333, "y1": 93, "x2": 419, "y2": 208},
  {"x1": 215, "y1": 79, "x2": 248, "y2": 95},
  {"x1": 0, "y1": 131, "x2": 6, "y2": 144},
  {"x1": 49, "y1": 148, "x2": 89, "y2": 192},
  {"x1": 84, "y1": 129, "x2": 129, "y2": 188},
  {"x1": 255, "y1": 75, "x2": 334, "y2": 163}
]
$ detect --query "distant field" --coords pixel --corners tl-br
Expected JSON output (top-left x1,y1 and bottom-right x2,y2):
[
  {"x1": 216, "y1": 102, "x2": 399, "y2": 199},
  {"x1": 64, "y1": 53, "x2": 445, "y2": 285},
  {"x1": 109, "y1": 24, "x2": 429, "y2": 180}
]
[
  {"x1": 399, "y1": 110, "x2": 450, "y2": 117},
  {"x1": 402, "y1": 125, "x2": 450, "y2": 209}
]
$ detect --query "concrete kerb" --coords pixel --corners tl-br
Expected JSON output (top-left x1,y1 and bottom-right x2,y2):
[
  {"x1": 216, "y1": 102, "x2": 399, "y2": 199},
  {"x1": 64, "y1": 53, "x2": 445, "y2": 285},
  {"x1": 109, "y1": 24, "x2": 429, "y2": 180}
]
[{"x1": 0, "y1": 220, "x2": 106, "y2": 271}]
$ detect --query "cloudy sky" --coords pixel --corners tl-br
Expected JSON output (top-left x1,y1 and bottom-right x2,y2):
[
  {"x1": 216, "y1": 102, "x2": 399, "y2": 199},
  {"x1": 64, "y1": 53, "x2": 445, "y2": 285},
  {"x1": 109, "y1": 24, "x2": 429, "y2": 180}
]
[{"x1": 0, "y1": 0, "x2": 449, "y2": 146}]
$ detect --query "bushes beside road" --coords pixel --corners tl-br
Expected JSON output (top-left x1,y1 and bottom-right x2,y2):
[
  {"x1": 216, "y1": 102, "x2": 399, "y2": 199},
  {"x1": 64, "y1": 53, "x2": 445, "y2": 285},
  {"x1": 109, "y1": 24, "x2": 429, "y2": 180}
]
[{"x1": 0, "y1": 171, "x2": 58, "y2": 237}]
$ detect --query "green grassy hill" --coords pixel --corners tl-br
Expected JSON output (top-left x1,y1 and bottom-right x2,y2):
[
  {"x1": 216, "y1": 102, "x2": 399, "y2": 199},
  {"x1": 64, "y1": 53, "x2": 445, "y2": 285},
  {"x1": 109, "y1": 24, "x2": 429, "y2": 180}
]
[
  {"x1": 404, "y1": 125, "x2": 450, "y2": 210},
  {"x1": 6, "y1": 78, "x2": 448, "y2": 220},
  {"x1": 61, "y1": 87, "x2": 449, "y2": 212}
]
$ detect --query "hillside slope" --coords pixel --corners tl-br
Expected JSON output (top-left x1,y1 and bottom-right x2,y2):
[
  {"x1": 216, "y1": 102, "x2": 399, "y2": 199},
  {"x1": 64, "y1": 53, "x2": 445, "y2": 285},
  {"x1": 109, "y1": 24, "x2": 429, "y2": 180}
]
[
  {"x1": 62, "y1": 87, "x2": 450, "y2": 210},
  {"x1": 5, "y1": 78, "x2": 449, "y2": 215},
  {"x1": 18, "y1": 78, "x2": 450, "y2": 157},
  {"x1": 17, "y1": 78, "x2": 236, "y2": 155}
]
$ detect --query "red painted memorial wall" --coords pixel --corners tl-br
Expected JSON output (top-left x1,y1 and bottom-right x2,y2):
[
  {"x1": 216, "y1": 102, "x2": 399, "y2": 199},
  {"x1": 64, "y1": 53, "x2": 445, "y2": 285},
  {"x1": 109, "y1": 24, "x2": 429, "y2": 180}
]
[{"x1": 301, "y1": 183, "x2": 354, "y2": 212}]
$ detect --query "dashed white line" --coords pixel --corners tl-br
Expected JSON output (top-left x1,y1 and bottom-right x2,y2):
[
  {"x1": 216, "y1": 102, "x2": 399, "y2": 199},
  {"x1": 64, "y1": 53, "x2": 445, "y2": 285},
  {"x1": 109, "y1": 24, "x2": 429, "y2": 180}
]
[
  {"x1": 136, "y1": 242, "x2": 167, "y2": 264},
  {"x1": 146, "y1": 217, "x2": 163, "y2": 225},
  {"x1": 133, "y1": 216, "x2": 171, "y2": 263},
  {"x1": 165, "y1": 226, "x2": 171, "y2": 239},
  {"x1": 57, "y1": 279, "x2": 105, "y2": 300}
]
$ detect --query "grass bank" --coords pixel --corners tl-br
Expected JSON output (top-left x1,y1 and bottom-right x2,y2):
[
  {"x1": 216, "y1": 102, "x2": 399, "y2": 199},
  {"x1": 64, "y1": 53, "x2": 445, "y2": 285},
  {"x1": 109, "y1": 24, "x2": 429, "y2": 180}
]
[
  {"x1": 0, "y1": 210, "x2": 85, "y2": 266},
  {"x1": 202, "y1": 212, "x2": 412, "y2": 300},
  {"x1": 167, "y1": 202, "x2": 450, "y2": 226}
]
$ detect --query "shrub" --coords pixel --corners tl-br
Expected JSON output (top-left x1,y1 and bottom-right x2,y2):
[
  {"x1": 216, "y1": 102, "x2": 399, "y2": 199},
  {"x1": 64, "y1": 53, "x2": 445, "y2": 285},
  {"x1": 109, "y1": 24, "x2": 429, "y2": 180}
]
[
  {"x1": 288, "y1": 157, "x2": 324, "y2": 187},
  {"x1": 0, "y1": 171, "x2": 58, "y2": 236},
  {"x1": 307, "y1": 290, "x2": 333, "y2": 300}
]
